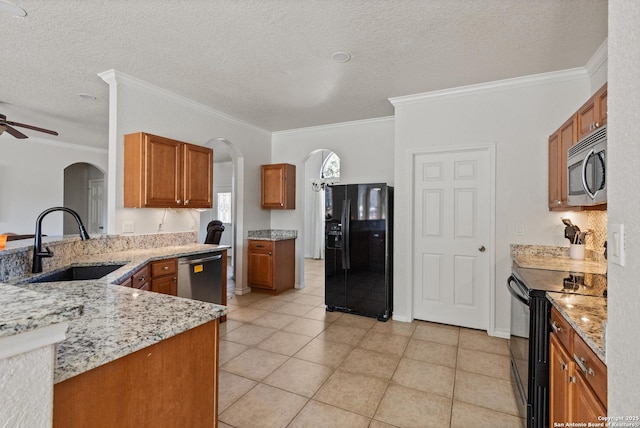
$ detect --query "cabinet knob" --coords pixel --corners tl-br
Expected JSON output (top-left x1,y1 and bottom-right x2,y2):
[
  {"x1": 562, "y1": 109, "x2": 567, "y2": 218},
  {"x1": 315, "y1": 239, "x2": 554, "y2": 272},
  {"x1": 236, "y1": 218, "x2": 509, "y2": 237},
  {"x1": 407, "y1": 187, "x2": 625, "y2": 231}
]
[
  {"x1": 139, "y1": 276, "x2": 146, "y2": 282},
  {"x1": 163, "y1": 266, "x2": 169, "y2": 270},
  {"x1": 185, "y1": 199, "x2": 190, "y2": 205},
  {"x1": 176, "y1": 199, "x2": 182, "y2": 204}
]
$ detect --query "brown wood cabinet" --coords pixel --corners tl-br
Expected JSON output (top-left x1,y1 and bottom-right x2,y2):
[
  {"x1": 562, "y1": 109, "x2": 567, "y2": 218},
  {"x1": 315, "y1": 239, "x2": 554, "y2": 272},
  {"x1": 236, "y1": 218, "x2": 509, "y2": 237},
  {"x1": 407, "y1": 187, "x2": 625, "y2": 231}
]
[
  {"x1": 150, "y1": 258, "x2": 177, "y2": 296},
  {"x1": 130, "y1": 264, "x2": 150, "y2": 290},
  {"x1": 247, "y1": 239, "x2": 295, "y2": 294},
  {"x1": 261, "y1": 163, "x2": 296, "y2": 209},
  {"x1": 54, "y1": 320, "x2": 219, "y2": 428},
  {"x1": 577, "y1": 83, "x2": 608, "y2": 140},
  {"x1": 124, "y1": 132, "x2": 213, "y2": 209},
  {"x1": 548, "y1": 115, "x2": 578, "y2": 210},
  {"x1": 549, "y1": 306, "x2": 607, "y2": 426},
  {"x1": 547, "y1": 82, "x2": 607, "y2": 211}
]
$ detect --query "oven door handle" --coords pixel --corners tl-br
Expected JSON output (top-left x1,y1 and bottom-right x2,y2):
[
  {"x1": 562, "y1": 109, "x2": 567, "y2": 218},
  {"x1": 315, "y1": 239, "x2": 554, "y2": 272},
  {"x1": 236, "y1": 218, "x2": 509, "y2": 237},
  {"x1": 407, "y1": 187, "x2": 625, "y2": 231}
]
[{"x1": 507, "y1": 275, "x2": 529, "y2": 305}]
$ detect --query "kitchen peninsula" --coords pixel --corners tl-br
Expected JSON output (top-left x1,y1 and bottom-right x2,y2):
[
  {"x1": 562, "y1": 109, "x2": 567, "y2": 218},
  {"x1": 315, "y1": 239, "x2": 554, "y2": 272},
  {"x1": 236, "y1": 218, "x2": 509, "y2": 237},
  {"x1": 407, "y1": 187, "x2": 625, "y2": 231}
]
[{"x1": 0, "y1": 232, "x2": 228, "y2": 427}]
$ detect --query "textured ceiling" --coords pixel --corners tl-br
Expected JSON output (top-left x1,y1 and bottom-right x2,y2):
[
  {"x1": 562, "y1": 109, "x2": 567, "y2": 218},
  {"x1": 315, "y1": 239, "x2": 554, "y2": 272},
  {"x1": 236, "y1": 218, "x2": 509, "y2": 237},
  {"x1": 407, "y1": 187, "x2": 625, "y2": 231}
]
[{"x1": 0, "y1": 0, "x2": 608, "y2": 148}]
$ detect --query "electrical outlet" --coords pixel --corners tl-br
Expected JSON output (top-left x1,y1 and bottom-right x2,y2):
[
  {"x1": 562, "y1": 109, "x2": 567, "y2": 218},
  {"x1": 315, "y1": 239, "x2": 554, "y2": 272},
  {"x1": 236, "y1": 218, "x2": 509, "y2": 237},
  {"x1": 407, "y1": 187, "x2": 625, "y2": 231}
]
[
  {"x1": 122, "y1": 220, "x2": 135, "y2": 233},
  {"x1": 515, "y1": 225, "x2": 525, "y2": 235}
]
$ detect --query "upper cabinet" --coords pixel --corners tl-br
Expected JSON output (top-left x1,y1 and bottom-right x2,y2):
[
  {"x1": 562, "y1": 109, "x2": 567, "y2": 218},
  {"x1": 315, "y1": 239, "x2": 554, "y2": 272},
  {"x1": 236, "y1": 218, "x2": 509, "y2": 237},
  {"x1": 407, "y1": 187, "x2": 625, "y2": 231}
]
[
  {"x1": 124, "y1": 132, "x2": 213, "y2": 209},
  {"x1": 576, "y1": 83, "x2": 608, "y2": 141},
  {"x1": 548, "y1": 116, "x2": 578, "y2": 210},
  {"x1": 547, "y1": 83, "x2": 607, "y2": 211},
  {"x1": 261, "y1": 163, "x2": 296, "y2": 209}
]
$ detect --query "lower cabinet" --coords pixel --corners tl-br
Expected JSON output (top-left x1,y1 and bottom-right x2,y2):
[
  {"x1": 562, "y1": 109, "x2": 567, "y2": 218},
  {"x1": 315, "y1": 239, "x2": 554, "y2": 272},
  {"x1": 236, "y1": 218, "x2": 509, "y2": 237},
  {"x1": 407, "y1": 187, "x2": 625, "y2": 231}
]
[
  {"x1": 53, "y1": 320, "x2": 219, "y2": 428},
  {"x1": 150, "y1": 258, "x2": 177, "y2": 296},
  {"x1": 247, "y1": 239, "x2": 295, "y2": 294},
  {"x1": 549, "y1": 307, "x2": 607, "y2": 426},
  {"x1": 117, "y1": 259, "x2": 177, "y2": 296}
]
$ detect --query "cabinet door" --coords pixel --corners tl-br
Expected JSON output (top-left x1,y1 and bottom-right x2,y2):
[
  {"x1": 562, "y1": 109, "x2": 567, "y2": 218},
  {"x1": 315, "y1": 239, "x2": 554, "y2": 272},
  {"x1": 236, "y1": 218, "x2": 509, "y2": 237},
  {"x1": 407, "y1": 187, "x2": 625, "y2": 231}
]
[
  {"x1": 548, "y1": 130, "x2": 561, "y2": 209},
  {"x1": 144, "y1": 135, "x2": 183, "y2": 208},
  {"x1": 261, "y1": 164, "x2": 295, "y2": 209},
  {"x1": 549, "y1": 334, "x2": 572, "y2": 426},
  {"x1": 577, "y1": 83, "x2": 608, "y2": 140},
  {"x1": 151, "y1": 275, "x2": 178, "y2": 296},
  {"x1": 248, "y1": 250, "x2": 273, "y2": 288},
  {"x1": 132, "y1": 265, "x2": 150, "y2": 290},
  {"x1": 183, "y1": 144, "x2": 213, "y2": 208},
  {"x1": 549, "y1": 116, "x2": 577, "y2": 210},
  {"x1": 594, "y1": 83, "x2": 607, "y2": 128},
  {"x1": 571, "y1": 370, "x2": 607, "y2": 424}
]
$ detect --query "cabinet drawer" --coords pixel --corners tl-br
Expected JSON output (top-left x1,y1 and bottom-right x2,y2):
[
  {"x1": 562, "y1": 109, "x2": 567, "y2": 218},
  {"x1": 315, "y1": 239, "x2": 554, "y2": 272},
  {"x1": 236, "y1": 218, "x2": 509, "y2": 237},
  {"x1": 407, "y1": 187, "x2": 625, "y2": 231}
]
[
  {"x1": 573, "y1": 333, "x2": 607, "y2": 407},
  {"x1": 551, "y1": 307, "x2": 573, "y2": 352},
  {"x1": 248, "y1": 240, "x2": 273, "y2": 252},
  {"x1": 132, "y1": 265, "x2": 150, "y2": 289},
  {"x1": 151, "y1": 258, "x2": 177, "y2": 277}
]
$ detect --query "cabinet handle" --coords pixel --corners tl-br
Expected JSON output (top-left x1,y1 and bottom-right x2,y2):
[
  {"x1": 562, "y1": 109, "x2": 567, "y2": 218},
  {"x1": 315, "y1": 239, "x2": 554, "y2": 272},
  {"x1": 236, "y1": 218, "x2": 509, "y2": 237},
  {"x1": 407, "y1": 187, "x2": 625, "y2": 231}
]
[
  {"x1": 560, "y1": 362, "x2": 568, "y2": 372},
  {"x1": 573, "y1": 353, "x2": 595, "y2": 377},
  {"x1": 550, "y1": 320, "x2": 562, "y2": 333},
  {"x1": 139, "y1": 276, "x2": 146, "y2": 282}
]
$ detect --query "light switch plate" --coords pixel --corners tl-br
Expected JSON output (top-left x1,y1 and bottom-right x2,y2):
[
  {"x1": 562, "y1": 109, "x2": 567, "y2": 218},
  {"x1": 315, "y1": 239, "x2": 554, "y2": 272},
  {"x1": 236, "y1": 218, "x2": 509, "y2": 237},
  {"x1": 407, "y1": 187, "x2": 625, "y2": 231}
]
[{"x1": 609, "y1": 223, "x2": 625, "y2": 267}]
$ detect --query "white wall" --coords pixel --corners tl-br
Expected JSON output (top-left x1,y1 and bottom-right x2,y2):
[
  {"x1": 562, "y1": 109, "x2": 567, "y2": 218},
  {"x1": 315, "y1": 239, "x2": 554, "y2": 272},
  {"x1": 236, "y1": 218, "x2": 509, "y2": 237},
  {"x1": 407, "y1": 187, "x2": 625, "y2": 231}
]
[
  {"x1": 100, "y1": 70, "x2": 272, "y2": 292},
  {"x1": 392, "y1": 73, "x2": 592, "y2": 334},
  {"x1": 0, "y1": 136, "x2": 107, "y2": 235},
  {"x1": 271, "y1": 117, "x2": 394, "y2": 287},
  {"x1": 303, "y1": 152, "x2": 324, "y2": 258},
  {"x1": 607, "y1": 0, "x2": 640, "y2": 414}
]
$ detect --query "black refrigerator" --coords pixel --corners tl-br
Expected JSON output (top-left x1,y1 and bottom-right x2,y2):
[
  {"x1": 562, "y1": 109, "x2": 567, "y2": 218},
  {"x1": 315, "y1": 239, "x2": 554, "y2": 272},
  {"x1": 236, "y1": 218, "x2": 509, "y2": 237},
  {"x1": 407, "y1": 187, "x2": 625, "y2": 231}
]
[{"x1": 325, "y1": 183, "x2": 393, "y2": 321}]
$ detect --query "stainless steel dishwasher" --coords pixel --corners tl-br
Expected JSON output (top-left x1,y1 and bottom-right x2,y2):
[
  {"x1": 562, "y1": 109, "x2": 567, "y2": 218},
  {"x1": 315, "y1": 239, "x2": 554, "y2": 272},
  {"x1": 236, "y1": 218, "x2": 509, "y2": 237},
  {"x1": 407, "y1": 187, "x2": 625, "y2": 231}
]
[{"x1": 177, "y1": 252, "x2": 224, "y2": 304}]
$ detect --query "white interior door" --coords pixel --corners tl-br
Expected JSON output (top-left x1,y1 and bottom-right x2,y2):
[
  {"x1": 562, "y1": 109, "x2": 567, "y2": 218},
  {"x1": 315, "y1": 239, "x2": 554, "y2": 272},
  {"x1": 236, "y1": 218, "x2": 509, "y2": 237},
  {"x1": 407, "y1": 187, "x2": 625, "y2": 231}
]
[
  {"x1": 88, "y1": 179, "x2": 104, "y2": 234},
  {"x1": 412, "y1": 146, "x2": 493, "y2": 330}
]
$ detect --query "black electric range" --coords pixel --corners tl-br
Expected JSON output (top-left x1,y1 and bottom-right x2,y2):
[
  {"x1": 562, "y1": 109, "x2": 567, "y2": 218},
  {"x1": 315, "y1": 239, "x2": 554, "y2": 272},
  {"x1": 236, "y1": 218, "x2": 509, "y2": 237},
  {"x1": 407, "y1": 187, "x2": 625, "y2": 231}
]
[{"x1": 508, "y1": 266, "x2": 606, "y2": 428}]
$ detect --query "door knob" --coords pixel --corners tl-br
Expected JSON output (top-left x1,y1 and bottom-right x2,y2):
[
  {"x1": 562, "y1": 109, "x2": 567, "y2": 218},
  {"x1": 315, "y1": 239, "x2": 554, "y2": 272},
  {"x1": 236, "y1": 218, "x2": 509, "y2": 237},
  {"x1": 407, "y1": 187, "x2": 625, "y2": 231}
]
[{"x1": 478, "y1": 246, "x2": 486, "y2": 252}]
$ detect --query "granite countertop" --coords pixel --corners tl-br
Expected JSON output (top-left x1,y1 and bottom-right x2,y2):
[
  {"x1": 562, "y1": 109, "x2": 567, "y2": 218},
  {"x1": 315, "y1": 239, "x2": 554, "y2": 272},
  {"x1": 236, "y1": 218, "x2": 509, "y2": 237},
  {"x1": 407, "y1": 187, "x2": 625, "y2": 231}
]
[
  {"x1": 546, "y1": 292, "x2": 607, "y2": 364},
  {"x1": 3, "y1": 243, "x2": 229, "y2": 383},
  {"x1": 0, "y1": 284, "x2": 83, "y2": 339},
  {"x1": 248, "y1": 229, "x2": 298, "y2": 241},
  {"x1": 511, "y1": 244, "x2": 607, "y2": 275}
]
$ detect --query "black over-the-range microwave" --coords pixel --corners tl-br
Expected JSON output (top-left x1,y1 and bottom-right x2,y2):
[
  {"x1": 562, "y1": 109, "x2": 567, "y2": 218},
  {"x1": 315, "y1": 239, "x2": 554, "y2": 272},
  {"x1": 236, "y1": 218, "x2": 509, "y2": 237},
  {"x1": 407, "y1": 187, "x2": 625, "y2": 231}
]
[{"x1": 567, "y1": 125, "x2": 607, "y2": 206}]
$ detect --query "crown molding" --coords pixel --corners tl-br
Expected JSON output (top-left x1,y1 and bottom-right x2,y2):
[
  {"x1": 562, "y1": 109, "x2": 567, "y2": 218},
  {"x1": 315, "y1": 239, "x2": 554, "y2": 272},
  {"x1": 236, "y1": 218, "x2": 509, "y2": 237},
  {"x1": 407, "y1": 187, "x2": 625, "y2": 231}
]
[
  {"x1": 272, "y1": 115, "x2": 394, "y2": 136},
  {"x1": 98, "y1": 69, "x2": 271, "y2": 136},
  {"x1": 389, "y1": 67, "x2": 590, "y2": 106},
  {"x1": 585, "y1": 38, "x2": 608, "y2": 77}
]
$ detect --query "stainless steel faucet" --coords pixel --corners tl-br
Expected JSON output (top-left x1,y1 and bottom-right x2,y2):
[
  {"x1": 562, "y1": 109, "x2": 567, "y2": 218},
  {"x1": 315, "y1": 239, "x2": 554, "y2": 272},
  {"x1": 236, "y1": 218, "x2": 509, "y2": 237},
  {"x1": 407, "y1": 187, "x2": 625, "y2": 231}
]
[{"x1": 32, "y1": 207, "x2": 90, "y2": 273}]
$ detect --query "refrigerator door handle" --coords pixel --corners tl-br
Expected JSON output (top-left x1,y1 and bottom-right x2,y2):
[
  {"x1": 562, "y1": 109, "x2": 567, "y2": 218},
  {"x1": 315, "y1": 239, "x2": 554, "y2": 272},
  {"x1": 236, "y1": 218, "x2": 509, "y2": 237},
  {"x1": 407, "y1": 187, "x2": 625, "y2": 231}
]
[
  {"x1": 345, "y1": 199, "x2": 351, "y2": 269},
  {"x1": 340, "y1": 202, "x2": 348, "y2": 269}
]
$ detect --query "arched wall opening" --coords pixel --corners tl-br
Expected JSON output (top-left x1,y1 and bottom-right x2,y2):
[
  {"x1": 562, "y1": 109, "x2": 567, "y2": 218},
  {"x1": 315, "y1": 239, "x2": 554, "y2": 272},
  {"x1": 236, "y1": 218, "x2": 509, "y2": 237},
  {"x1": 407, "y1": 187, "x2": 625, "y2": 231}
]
[{"x1": 63, "y1": 162, "x2": 106, "y2": 235}]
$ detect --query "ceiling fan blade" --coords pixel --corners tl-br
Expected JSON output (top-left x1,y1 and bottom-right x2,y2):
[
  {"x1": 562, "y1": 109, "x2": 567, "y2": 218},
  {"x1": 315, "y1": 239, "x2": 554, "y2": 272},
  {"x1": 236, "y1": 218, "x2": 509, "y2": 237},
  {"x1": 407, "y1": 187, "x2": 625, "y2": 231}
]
[
  {"x1": 4, "y1": 125, "x2": 29, "y2": 139},
  {"x1": 6, "y1": 120, "x2": 59, "y2": 136}
]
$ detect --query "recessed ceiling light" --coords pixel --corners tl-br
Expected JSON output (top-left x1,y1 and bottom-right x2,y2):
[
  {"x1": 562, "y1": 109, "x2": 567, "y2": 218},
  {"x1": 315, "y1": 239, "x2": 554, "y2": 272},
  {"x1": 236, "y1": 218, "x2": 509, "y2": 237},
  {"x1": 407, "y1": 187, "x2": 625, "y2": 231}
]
[
  {"x1": 331, "y1": 51, "x2": 351, "y2": 63},
  {"x1": 0, "y1": 0, "x2": 27, "y2": 17},
  {"x1": 77, "y1": 93, "x2": 97, "y2": 100}
]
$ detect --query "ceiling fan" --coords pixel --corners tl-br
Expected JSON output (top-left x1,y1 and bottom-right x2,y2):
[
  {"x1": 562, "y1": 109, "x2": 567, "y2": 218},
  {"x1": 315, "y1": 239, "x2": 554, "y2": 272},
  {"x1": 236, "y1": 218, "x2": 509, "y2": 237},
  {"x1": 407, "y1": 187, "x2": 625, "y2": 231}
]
[{"x1": 0, "y1": 113, "x2": 59, "y2": 139}]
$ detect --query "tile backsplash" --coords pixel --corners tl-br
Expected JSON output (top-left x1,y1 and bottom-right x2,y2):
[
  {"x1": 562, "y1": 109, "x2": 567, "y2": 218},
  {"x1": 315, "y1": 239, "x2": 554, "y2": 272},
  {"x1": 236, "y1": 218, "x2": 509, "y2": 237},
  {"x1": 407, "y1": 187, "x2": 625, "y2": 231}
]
[{"x1": 586, "y1": 210, "x2": 607, "y2": 255}]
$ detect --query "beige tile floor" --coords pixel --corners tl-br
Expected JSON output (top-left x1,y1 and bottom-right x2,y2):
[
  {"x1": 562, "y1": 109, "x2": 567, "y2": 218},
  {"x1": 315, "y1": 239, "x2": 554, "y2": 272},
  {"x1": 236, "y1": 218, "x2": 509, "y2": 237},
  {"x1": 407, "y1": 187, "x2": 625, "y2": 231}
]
[{"x1": 218, "y1": 259, "x2": 525, "y2": 428}]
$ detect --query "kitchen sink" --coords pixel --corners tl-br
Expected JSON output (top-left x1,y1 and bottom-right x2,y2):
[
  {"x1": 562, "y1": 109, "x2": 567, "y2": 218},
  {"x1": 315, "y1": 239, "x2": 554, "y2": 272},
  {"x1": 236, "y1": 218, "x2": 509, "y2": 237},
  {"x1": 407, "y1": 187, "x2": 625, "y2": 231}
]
[{"x1": 28, "y1": 264, "x2": 126, "y2": 283}]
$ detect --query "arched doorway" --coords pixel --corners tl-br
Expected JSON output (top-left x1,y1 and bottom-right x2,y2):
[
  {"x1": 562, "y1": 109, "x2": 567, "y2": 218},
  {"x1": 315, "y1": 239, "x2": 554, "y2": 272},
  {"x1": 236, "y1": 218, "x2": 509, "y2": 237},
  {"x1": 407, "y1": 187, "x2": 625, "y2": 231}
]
[
  {"x1": 303, "y1": 149, "x2": 340, "y2": 287},
  {"x1": 203, "y1": 137, "x2": 245, "y2": 296},
  {"x1": 63, "y1": 163, "x2": 106, "y2": 235}
]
